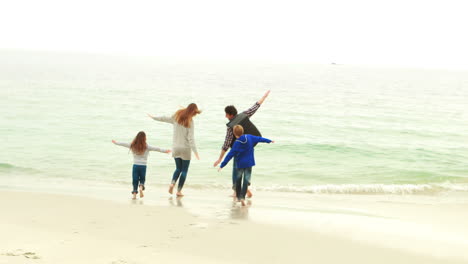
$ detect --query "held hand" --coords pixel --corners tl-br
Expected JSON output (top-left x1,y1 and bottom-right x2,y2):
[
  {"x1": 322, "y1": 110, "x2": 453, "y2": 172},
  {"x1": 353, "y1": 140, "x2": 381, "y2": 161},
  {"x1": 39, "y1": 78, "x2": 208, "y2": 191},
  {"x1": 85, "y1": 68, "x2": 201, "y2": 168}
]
[
  {"x1": 213, "y1": 159, "x2": 221, "y2": 167},
  {"x1": 166, "y1": 149, "x2": 172, "y2": 154},
  {"x1": 147, "y1": 113, "x2": 154, "y2": 119},
  {"x1": 218, "y1": 167, "x2": 223, "y2": 172},
  {"x1": 112, "y1": 140, "x2": 117, "y2": 144},
  {"x1": 271, "y1": 140, "x2": 275, "y2": 143}
]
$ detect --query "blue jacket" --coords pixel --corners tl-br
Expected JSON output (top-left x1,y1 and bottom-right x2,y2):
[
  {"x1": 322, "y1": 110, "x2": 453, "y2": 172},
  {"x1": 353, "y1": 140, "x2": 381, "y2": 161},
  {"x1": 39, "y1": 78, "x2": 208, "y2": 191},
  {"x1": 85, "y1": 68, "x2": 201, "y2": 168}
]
[{"x1": 220, "y1": 134, "x2": 272, "y2": 169}]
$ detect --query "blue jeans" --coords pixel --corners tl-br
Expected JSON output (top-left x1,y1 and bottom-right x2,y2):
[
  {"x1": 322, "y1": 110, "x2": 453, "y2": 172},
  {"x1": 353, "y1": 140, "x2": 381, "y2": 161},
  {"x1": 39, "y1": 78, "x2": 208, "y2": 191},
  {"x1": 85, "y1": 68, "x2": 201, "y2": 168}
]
[
  {"x1": 231, "y1": 156, "x2": 238, "y2": 190},
  {"x1": 232, "y1": 156, "x2": 250, "y2": 191},
  {"x1": 132, "y1": 164, "x2": 146, "y2": 194},
  {"x1": 172, "y1": 158, "x2": 191, "y2": 191},
  {"x1": 235, "y1": 167, "x2": 252, "y2": 200}
]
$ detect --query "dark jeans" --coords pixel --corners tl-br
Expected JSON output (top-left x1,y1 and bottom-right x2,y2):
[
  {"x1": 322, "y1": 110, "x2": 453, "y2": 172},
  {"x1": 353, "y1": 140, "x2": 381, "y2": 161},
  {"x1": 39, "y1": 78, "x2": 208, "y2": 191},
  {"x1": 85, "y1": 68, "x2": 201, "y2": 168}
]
[
  {"x1": 132, "y1": 164, "x2": 146, "y2": 194},
  {"x1": 235, "y1": 167, "x2": 252, "y2": 200},
  {"x1": 231, "y1": 156, "x2": 238, "y2": 189},
  {"x1": 172, "y1": 158, "x2": 191, "y2": 191},
  {"x1": 232, "y1": 156, "x2": 250, "y2": 191}
]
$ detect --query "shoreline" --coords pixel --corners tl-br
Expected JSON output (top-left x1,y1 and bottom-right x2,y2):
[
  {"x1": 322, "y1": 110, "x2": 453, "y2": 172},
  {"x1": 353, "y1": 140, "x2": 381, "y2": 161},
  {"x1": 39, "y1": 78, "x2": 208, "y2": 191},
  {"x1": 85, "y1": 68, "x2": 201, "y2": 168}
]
[{"x1": 1, "y1": 188, "x2": 468, "y2": 263}]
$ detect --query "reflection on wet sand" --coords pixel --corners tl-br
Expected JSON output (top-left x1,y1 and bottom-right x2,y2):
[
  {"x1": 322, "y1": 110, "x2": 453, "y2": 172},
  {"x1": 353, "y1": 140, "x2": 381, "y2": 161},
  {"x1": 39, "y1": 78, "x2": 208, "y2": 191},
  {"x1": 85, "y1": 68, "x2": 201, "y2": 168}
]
[
  {"x1": 130, "y1": 199, "x2": 144, "y2": 205},
  {"x1": 169, "y1": 196, "x2": 184, "y2": 207},
  {"x1": 229, "y1": 199, "x2": 252, "y2": 220}
]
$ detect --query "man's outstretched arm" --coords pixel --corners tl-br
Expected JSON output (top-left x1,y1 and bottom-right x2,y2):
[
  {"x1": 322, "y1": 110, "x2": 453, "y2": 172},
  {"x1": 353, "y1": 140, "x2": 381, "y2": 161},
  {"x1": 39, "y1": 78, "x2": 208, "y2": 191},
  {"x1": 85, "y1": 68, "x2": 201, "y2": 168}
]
[
  {"x1": 213, "y1": 149, "x2": 227, "y2": 167},
  {"x1": 257, "y1": 90, "x2": 270, "y2": 105},
  {"x1": 244, "y1": 90, "x2": 271, "y2": 117},
  {"x1": 213, "y1": 128, "x2": 234, "y2": 167}
]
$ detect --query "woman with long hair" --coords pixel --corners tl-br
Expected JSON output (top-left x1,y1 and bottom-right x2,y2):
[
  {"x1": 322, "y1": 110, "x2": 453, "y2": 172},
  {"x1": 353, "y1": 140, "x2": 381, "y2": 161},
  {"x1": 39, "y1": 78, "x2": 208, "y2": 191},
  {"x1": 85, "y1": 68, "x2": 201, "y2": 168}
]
[
  {"x1": 148, "y1": 103, "x2": 201, "y2": 197},
  {"x1": 112, "y1": 131, "x2": 171, "y2": 200}
]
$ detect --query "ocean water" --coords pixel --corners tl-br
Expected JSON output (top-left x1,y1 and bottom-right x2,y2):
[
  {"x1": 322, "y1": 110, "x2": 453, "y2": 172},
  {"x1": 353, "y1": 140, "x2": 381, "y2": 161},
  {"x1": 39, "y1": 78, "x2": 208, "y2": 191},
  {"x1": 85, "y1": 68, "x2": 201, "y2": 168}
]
[{"x1": 1, "y1": 50, "x2": 468, "y2": 195}]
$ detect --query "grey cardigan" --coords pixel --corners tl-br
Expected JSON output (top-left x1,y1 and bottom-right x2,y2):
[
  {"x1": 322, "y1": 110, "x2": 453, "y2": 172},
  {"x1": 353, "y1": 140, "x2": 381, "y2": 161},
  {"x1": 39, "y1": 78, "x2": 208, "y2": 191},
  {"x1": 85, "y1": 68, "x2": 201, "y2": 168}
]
[{"x1": 151, "y1": 116, "x2": 197, "y2": 160}]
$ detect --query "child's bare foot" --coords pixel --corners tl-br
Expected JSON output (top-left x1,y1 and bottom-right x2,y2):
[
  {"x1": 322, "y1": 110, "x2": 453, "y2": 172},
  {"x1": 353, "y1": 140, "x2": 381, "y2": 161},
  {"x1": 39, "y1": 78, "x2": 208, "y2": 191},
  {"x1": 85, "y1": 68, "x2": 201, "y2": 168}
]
[
  {"x1": 240, "y1": 199, "x2": 246, "y2": 206},
  {"x1": 139, "y1": 185, "x2": 144, "y2": 198},
  {"x1": 246, "y1": 189, "x2": 253, "y2": 198},
  {"x1": 168, "y1": 184, "x2": 174, "y2": 194},
  {"x1": 176, "y1": 192, "x2": 184, "y2": 197}
]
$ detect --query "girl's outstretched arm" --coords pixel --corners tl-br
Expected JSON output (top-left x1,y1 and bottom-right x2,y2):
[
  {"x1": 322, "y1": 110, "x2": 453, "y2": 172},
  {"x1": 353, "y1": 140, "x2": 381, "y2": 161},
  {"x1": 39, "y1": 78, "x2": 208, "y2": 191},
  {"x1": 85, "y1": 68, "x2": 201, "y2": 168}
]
[
  {"x1": 147, "y1": 113, "x2": 174, "y2": 124},
  {"x1": 147, "y1": 145, "x2": 171, "y2": 154},
  {"x1": 112, "y1": 140, "x2": 130, "y2": 148}
]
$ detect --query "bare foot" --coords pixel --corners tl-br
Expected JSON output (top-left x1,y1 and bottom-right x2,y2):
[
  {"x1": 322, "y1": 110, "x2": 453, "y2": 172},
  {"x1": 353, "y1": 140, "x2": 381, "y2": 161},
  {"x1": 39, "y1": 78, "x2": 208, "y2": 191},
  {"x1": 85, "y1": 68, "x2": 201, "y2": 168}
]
[
  {"x1": 168, "y1": 184, "x2": 174, "y2": 194},
  {"x1": 230, "y1": 191, "x2": 236, "y2": 197},
  {"x1": 246, "y1": 189, "x2": 253, "y2": 198},
  {"x1": 176, "y1": 192, "x2": 184, "y2": 197},
  {"x1": 132, "y1": 193, "x2": 137, "y2": 200},
  {"x1": 240, "y1": 199, "x2": 246, "y2": 206},
  {"x1": 139, "y1": 185, "x2": 144, "y2": 198}
]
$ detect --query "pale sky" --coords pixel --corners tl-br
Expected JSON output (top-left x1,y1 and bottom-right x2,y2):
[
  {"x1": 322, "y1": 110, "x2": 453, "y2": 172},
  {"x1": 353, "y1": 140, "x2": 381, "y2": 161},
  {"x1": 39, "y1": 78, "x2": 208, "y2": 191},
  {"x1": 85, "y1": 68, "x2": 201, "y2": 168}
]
[{"x1": 1, "y1": 0, "x2": 467, "y2": 69}]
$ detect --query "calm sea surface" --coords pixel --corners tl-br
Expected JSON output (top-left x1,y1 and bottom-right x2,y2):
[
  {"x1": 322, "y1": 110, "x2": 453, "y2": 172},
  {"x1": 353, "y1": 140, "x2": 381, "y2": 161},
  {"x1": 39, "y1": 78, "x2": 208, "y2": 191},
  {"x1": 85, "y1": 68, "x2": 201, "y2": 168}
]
[{"x1": 1, "y1": 51, "x2": 468, "y2": 194}]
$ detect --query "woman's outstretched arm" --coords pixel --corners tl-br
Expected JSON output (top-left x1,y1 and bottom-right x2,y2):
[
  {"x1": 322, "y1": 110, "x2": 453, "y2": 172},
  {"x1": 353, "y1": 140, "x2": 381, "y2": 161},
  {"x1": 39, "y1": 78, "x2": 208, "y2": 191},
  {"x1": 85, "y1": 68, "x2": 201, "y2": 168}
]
[
  {"x1": 112, "y1": 140, "x2": 130, "y2": 148},
  {"x1": 147, "y1": 113, "x2": 174, "y2": 124}
]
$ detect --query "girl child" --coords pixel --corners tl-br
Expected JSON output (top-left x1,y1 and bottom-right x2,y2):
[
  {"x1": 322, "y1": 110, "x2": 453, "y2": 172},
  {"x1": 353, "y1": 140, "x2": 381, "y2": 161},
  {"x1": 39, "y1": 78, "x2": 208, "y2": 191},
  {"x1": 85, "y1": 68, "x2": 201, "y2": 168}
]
[
  {"x1": 112, "y1": 131, "x2": 171, "y2": 199},
  {"x1": 147, "y1": 103, "x2": 201, "y2": 197},
  {"x1": 218, "y1": 125, "x2": 274, "y2": 206}
]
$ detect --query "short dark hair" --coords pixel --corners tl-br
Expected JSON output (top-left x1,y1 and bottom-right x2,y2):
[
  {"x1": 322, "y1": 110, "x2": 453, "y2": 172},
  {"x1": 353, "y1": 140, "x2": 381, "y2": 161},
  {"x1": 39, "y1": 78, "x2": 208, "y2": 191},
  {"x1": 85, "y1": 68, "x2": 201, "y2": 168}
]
[{"x1": 224, "y1": 105, "x2": 237, "y2": 116}]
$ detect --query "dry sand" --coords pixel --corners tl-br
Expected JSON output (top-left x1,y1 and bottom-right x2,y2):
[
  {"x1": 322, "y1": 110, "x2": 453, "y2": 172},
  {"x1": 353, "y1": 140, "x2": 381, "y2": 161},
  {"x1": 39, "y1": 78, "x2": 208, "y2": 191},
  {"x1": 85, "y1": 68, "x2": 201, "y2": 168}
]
[{"x1": 0, "y1": 191, "x2": 466, "y2": 264}]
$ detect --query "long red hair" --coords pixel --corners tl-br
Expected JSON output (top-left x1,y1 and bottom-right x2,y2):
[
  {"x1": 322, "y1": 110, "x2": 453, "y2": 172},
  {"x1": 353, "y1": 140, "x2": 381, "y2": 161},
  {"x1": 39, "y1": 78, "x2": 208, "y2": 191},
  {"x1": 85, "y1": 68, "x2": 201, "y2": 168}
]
[
  {"x1": 130, "y1": 131, "x2": 147, "y2": 155},
  {"x1": 174, "y1": 103, "x2": 201, "y2": 128}
]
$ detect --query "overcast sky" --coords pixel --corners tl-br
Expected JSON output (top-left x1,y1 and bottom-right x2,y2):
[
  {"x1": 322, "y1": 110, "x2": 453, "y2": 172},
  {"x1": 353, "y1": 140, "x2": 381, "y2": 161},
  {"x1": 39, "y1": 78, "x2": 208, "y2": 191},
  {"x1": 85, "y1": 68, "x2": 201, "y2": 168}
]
[{"x1": 1, "y1": 0, "x2": 467, "y2": 69}]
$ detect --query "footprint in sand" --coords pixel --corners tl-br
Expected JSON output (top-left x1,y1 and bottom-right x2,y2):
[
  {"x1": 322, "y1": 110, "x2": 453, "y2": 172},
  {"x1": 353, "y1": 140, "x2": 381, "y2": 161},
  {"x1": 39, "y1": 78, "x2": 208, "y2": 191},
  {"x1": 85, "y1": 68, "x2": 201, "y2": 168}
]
[
  {"x1": 2, "y1": 250, "x2": 40, "y2": 259},
  {"x1": 189, "y1": 222, "x2": 208, "y2": 229},
  {"x1": 3, "y1": 252, "x2": 17, "y2": 257},
  {"x1": 137, "y1": 245, "x2": 151, "y2": 248},
  {"x1": 23, "y1": 252, "x2": 40, "y2": 259},
  {"x1": 111, "y1": 260, "x2": 127, "y2": 264},
  {"x1": 2, "y1": 249, "x2": 23, "y2": 256}
]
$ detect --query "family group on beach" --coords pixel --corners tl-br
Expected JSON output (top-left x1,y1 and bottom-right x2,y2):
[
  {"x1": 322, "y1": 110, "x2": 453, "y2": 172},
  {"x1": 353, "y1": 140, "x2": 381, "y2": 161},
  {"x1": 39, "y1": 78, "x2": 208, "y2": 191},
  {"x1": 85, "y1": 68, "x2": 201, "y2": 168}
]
[{"x1": 112, "y1": 90, "x2": 274, "y2": 206}]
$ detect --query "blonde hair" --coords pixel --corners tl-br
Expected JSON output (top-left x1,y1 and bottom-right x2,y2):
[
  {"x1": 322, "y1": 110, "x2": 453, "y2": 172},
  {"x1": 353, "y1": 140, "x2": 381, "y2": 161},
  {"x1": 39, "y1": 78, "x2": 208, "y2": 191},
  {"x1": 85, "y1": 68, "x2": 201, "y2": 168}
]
[
  {"x1": 233, "y1": 125, "x2": 244, "y2": 138},
  {"x1": 174, "y1": 103, "x2": 202, "y2": 128}
]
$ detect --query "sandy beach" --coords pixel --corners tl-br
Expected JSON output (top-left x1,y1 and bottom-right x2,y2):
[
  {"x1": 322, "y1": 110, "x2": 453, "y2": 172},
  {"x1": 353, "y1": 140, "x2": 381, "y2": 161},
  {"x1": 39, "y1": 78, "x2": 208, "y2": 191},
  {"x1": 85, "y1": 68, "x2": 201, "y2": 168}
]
[
  {"x1": 3, "y1": 1, "x2": 468, "y2": 262},
  {"x1": 1, "y1": 190, "x2": 467, "y2": 264}
]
